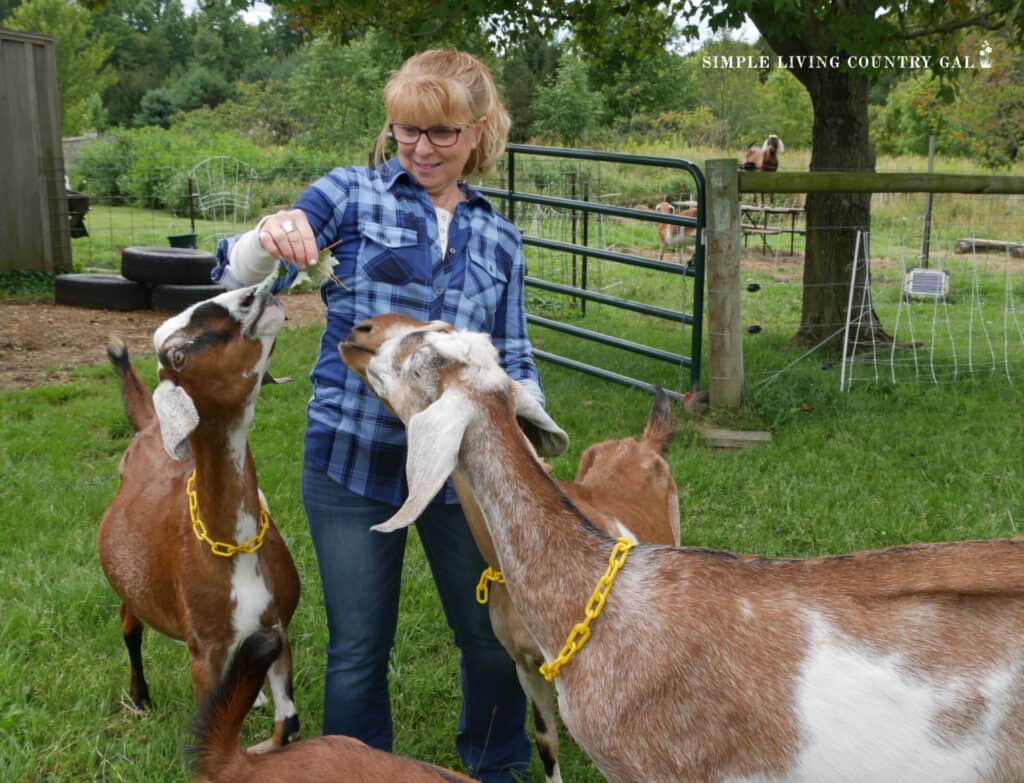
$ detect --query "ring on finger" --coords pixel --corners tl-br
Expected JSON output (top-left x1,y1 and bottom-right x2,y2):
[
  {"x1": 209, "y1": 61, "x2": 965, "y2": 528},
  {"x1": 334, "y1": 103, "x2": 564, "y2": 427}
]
[{"x1": 282, "y1": 219, "x2": 297, "y2": 233}]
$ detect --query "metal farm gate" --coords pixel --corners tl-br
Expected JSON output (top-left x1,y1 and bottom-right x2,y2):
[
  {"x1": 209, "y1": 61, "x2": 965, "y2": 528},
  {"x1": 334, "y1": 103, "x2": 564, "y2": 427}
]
[{"x1": 478, "y1": 144, "x2": 705, "y2": 401}]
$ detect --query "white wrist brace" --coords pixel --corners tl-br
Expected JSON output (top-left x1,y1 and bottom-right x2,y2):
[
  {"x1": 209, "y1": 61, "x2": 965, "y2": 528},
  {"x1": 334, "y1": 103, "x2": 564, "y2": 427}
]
[{"x1": 228, "y1": 217, "x2": 279, "y2": 285}]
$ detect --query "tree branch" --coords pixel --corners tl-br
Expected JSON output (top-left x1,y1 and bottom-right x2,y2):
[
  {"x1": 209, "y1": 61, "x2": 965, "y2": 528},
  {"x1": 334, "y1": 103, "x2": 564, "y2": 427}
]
[{"x1": 897, "y1": 10, "x2": 1007, "y2": 40}]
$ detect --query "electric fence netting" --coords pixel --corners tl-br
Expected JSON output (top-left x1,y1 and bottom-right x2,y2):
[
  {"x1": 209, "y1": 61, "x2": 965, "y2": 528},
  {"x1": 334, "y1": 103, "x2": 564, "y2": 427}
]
[{"x1": 743, "y1": 191, "x2": 1024, "y2": 392}]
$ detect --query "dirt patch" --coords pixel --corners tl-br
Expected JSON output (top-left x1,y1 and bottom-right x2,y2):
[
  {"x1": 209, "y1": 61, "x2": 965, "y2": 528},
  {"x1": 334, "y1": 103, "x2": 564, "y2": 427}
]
[
  {"x1": 0, "y1": 292, "x2": 325, "y2": 391},
  {"x1": 741, "y1": 252, "x2": 804, "y2": 282}
]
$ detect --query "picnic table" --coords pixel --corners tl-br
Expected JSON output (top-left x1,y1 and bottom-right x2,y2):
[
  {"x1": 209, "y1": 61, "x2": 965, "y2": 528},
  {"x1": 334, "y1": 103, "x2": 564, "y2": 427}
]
[
  {"x1": 671, "y1": 200, "x2": 805, "y2": 255},
  {"x1": 741, "y1": 204, "x2": 804, "y2": 255}
]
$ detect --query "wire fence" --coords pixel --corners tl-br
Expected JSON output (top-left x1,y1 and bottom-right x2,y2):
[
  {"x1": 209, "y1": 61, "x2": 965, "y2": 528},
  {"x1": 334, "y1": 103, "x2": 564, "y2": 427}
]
[
  {"x1": 744, "y1": 192, "x2": 1024, "y2": 392},
  {"x1": 65, "y1": 151, "x2": 329, "y2": 270}
]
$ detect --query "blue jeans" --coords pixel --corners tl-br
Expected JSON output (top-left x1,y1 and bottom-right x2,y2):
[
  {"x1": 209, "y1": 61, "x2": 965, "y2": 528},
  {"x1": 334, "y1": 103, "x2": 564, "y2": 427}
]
[{"x1": 302, "y1": 462, "x2": 530, "y2": 782}]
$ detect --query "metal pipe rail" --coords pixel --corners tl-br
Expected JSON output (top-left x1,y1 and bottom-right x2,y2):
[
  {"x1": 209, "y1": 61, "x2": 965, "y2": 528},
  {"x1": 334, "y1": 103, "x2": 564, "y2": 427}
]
[
  {"x1": 531, "y1": 350, "x2": 689, "y2": 403},
  {"x1": 476, "y1": 186, "x2": 700, "y2": 228},
  {"x1": 521, "y1": 234, "x2": 696, "y2": 275},
  {"x1": 525, "y1": 276, "x2": 695, "y2": 324},
  {"x1": 527, "y1": 314, "x2": 691, "y2": 366}
]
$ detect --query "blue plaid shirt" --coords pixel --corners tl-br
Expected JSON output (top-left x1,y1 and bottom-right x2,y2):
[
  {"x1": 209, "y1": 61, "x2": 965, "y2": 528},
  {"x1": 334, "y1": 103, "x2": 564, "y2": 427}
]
[{"x1": 214, "y1": 158, "x2": 542, "y2": 506}]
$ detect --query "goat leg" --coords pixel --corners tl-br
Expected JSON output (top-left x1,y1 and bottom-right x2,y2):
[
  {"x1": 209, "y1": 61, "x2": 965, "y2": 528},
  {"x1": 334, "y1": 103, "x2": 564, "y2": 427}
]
[
  {"x1": 119, "y1": 604, "x2": 151, "y2": 710},
  {"x1": 516, "y1": 663, "x2": 562, "y2": 783},
  {"x1": 265, "y1": 634, "x2": 301, "y2": 749}
]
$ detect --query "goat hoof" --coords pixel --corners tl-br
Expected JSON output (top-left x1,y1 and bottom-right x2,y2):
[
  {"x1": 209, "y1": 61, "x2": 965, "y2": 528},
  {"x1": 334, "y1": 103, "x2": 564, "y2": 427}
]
[
  {"x1": 120, "y1": 693, "x2": 151, "y2": 714},
  {"x1": 282, "y1": 714, "x2": 301, "y2": 745}
]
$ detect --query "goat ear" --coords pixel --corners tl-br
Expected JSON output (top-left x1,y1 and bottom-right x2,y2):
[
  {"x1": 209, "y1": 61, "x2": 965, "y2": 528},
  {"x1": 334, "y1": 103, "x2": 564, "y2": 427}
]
[
  {"x1": 152, "y1": 380, "x2": 199, "y2": 460},
  {"x1": 512, "y1": 384, "x2": 569, "y2": 458},
  {"x1": 372, "y1": 389, "x2": 471, "y2": 534}
]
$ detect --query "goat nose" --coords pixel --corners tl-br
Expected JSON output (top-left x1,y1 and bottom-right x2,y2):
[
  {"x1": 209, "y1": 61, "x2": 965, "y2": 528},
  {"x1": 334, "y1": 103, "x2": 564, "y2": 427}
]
[{"x1": 352, "y1": 322, "x2": 373, "y2": 334}]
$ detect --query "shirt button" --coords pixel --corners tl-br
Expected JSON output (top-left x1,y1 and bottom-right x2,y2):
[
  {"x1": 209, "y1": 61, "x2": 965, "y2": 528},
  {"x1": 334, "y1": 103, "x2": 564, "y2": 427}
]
[
  {"x1": 448, "y1": 248, "x2": 456, "y2": 255},
  {"x1": 435, "y1": 287, "x2": 445, "y2": 295}
]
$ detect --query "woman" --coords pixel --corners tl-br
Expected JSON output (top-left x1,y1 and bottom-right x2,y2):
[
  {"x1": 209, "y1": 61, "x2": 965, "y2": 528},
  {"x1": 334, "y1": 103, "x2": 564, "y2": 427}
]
[{"x1": 213, "y1": 50, "x2": 539, "y2": 783}]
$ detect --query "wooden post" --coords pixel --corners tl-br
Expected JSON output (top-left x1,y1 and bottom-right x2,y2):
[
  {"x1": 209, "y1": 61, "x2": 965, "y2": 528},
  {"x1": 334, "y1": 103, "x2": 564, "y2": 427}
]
[
  {"x1": 705, "y1": 159, "x2": 743, "y2": 409},
  {"x1": 581, "y1": 180, "x2": 589, "y2": 316},
  {"x1": 738, "y1": 170, "x2": 1024, "y2": 194},
  {"x1": 920, "y1": 135, "x2": 935, "y2": 269}
]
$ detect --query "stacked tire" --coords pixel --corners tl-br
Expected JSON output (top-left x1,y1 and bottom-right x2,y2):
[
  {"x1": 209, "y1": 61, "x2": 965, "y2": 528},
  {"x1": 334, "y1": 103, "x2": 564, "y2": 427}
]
[
  {"x1": 52, "y1": 274, "x2": 150, "y2": 311},
  {"x1": 55, "y1": 247, "x2": 225, "y2": 312}
]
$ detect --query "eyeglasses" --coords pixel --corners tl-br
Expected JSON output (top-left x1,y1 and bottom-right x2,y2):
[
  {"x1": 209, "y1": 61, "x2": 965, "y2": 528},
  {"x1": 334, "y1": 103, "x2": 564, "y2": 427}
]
[{"x1": 389, "y1": 123, "x2": 471, "y2": 148}]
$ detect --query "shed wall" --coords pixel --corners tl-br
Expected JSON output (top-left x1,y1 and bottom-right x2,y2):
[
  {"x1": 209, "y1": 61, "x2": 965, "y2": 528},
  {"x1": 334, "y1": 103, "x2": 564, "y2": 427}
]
[{"x1": 1, "y1": 28, "x2": 72, "y2": 274}]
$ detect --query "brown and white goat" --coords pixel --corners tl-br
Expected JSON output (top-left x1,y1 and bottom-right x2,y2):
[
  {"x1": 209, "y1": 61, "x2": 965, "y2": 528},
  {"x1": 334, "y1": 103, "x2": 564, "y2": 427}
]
[
  {"x1": 341, "y1": 314, "x2": 679, "y2": 783},
  {"x1": 189, "y1": 628, "x2": 475, "y2": 783},
  {"x1": 342, "y1": 314, "x2": 1024, "y2": 783},
  {"x1": 653, "y1": 201, "x2": 697, "y2": 260},
  {"x1": 99, "y1": 281, "x2": 301, "y2": 749},
  {"x1": 743, "y1": 133, "x2": 785, "y2": 171}
]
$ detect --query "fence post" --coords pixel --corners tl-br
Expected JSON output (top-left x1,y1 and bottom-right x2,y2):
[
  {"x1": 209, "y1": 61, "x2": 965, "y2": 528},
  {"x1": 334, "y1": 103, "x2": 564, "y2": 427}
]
[
  {"x1": 920, "y1": 134, "x2": 936, "y2": 269},
  {"x1": 705, "y1": 159, "x2": 743, "y2": 409},
  {"x1": 581, "y1": 180, "x2": 589, "y2": 316}
]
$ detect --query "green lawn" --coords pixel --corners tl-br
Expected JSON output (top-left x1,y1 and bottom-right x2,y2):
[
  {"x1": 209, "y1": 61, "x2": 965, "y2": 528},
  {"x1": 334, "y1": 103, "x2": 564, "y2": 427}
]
[
  {"x1": 0, "y1": 308, "x2": 1021, "y2": 781},
  {"x1": 5, "y1": 149, "x2": 1021, "y2": 780},
  {"x1": 70, "y1": 205, "x2": 252, "y2": 271}
]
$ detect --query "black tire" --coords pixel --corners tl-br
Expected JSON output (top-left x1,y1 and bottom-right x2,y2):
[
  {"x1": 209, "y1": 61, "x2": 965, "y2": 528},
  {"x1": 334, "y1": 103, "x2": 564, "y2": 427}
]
[
  {"x1": 121, "y1": 246, "x2": 217, "y2": 286},
  {"x1": 55, "y1": 274, "x2": 150, "y2": 311},
  {"x1": 151, "y1": 283, "x2": 226, "y2": 312}
]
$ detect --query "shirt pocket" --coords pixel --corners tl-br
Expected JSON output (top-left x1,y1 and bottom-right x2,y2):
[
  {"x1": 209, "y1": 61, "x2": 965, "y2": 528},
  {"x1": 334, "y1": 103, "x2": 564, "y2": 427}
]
[
  {"x1": 358, "y1": 221, "x2": 430, "y2": 286},
  {"x1": 462, "y1": 246, "x2": 510, "y2": 322}
]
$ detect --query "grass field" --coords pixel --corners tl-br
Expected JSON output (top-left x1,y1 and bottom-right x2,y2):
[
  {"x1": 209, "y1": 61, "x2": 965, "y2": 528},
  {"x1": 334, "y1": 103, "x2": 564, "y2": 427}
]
[
  {"x1": 1, "y1": 303, "x2": 1022, "y2": 781},
  {"x1": 4, "y1": 146, "x2": 1022, "y2": 780}
]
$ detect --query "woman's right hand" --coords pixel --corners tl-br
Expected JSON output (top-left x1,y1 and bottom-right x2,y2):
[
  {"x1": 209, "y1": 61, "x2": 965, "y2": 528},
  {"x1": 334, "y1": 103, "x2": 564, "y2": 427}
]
[{"x1": 258, "y1": 209, "x2": 320, "y2": 270}]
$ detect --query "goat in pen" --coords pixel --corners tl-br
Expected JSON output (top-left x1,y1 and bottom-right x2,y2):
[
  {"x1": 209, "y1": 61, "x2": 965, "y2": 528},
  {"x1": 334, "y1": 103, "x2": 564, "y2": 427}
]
[
  {"x1": 99, "y1": 280, "x2": 300, "y2": 749},
  {"x1": 653, "y1": 201, "x2": 698, "y2": 260},
  {"x1": 743, "y1": 134, "x2": 785, "y2": 172},
  {"x1": 341, "y1": 313, "x2": 1024, "y2": 783},
  {"x1": 343, "y1": 314, "x2": 679, "y2": 783}
]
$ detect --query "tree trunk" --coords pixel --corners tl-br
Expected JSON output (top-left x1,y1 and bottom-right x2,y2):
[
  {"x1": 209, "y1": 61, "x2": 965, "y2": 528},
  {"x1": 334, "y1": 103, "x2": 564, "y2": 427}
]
[{"x1": 791, "y1": 67, "x2": 891, "y2": 349}]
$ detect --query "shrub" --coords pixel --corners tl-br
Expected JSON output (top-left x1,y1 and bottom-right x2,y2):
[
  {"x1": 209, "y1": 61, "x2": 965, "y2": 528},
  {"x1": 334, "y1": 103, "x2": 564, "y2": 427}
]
[
  {"x1": 134, "y1": 88, "x2": 177, "y2": 129},
  {"x1": 69, "y1": 127, "x2": 346, "y2": 213}
]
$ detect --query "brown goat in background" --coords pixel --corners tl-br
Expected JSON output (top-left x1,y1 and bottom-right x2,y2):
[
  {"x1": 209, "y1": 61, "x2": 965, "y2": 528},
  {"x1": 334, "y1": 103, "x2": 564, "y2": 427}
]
[{"x1": 743, "y1": 134, "x2": 785, "y2": 171}]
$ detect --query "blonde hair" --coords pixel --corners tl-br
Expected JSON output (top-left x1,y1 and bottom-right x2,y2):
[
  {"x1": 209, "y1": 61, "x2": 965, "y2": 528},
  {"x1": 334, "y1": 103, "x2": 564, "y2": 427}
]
[{"x1": 373, "y1": 49, "x2": 510, "y2": 177}]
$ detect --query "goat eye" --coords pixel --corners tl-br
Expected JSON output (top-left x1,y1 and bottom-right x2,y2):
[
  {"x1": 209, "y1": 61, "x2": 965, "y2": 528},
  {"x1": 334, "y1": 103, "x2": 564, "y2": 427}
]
[{"x1": 172, "y1": 349, "x2": 187, "y2": 370}]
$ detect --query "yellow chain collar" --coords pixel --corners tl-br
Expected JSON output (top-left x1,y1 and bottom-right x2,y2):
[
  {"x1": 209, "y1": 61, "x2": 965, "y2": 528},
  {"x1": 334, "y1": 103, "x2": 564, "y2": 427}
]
[
  {"x1": 476, "y1": 566, "x2": 506, "y2": 604},
  {"x1": 539, "y1": 537, "x2": 633, "y2": 682},
  {"x1": 187, "y1": 469, "x2": 269, "y2": 557}
]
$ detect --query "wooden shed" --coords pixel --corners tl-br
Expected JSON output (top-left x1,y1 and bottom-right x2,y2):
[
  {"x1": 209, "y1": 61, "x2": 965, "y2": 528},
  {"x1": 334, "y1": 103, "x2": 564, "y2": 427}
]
[{"x1": 1, "y1": 28, "x2": 73, "y2": 274}]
